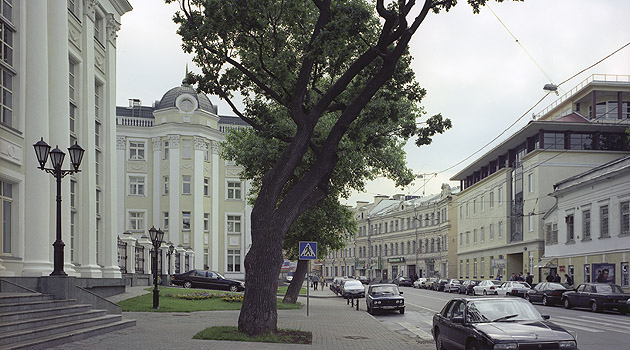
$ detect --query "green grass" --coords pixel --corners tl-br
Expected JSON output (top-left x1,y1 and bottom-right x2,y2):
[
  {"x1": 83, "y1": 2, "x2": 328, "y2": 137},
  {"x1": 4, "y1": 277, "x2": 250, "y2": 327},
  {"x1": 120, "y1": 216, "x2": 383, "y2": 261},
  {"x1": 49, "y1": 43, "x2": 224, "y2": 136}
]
[
  {"x1": 193, "y1": 326, "x2": 311, "y2": 344},
  {"x1": 276, "y1": 285, "x2": 307, "y2": 295},
  {"x1": 117, "y1": 287, "x2": 301, "y2": 312}
]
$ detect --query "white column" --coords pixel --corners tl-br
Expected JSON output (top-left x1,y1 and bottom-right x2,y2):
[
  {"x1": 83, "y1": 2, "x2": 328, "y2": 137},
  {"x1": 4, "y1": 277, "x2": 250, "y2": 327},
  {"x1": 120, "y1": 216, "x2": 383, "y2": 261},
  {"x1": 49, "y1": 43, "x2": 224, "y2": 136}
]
[
  {"x1": 116, "y1": 137, "x2": 126, "y2": 233},
  {"x1": 22, "y1": 0, "x2": 52, "y2": 276},
  {"x1": 193, "y1": 137, "x2": 204, "y2": 269},
  {"x1": 168, "y1": 135, "x2": 180, "y2": 246},
  {"x1": 211, "y1": 142, "x2": 220, "y2": 271},
  {"x1": 152, "y1": 137, "x2": 161, "y2": 227}
]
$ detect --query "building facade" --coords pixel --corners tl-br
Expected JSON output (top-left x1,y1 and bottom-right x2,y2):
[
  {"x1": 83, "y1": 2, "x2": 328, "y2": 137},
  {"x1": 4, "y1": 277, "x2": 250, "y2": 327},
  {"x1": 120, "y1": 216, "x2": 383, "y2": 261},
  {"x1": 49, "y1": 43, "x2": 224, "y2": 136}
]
[
  {"x1": 543, "y1": 156, "x2": 630, "y2": 291},
  {"x1": 324, "y1": 185, "x2": 455, "y2": 281},
  {"x1": 116, "y1": 84, "x2": 251, "y2": 281},
  {"x1": 451, "y1": 75, "x2": 630, "y2": 283},
  {"x1": 0, "y1": 1, "x2": 131, "y2": 277}
]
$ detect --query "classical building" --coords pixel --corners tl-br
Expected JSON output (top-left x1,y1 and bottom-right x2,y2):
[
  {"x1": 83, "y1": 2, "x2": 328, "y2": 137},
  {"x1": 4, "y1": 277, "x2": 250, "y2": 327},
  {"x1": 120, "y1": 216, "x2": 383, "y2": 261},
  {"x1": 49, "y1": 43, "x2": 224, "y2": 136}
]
[
  {"x1": 115, "y1": 83, "x2": 251, "y2": 282},
  {"x1": 0, "y1": 1, "x2": 131, "y2": 278},
  {"x1": 325, "y1": 185, "x2": 455, "y2": 281},
  {"x1": 543, "y1": 155, "x2": 630, "y2": 290},
  {"x1": 451, "y1": 74, "x2": 630, "y2": 283}
]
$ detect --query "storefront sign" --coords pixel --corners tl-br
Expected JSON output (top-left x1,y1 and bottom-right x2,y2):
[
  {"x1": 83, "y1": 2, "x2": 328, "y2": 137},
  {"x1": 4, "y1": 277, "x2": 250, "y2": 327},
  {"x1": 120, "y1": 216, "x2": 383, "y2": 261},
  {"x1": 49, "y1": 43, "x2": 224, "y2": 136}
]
[{"x1": 388, "y1": 257, "x2": 405, "y2": 263}]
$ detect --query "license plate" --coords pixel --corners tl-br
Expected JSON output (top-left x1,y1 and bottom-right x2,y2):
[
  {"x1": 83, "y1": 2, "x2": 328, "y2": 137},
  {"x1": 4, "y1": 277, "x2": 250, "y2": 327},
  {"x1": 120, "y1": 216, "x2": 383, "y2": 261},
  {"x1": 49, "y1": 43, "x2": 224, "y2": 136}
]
[{"x1": 382, "y1": 306, "x2": 397, "y2": 309}]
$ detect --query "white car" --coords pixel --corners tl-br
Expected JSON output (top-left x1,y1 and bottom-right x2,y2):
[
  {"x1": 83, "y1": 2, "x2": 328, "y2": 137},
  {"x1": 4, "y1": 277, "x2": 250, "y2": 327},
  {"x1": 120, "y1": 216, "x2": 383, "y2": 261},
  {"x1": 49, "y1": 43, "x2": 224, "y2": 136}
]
[
  {"x1": 413, "y1": 278, "x2": 427, "y2": 288},
  {"x1": 473, "y1": 280, "x2": 502, "y2": 295},
  {"x1": 495, "y1": 281, "x2": 531, "y2": 297}
]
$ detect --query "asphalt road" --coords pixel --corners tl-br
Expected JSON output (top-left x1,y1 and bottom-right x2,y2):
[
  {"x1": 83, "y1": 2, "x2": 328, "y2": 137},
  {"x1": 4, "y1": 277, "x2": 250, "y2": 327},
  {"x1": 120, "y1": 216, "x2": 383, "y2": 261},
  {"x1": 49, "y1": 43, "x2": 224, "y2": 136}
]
[{"x1": 367, "y1": 285, "x2": 630, "y2": 350}]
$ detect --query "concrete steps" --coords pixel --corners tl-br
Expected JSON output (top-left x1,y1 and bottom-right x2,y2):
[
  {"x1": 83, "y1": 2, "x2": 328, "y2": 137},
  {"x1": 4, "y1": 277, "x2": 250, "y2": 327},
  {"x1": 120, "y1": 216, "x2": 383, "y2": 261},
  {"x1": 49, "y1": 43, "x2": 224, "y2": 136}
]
[{"x1": 0, "y1": 293, "x2": 135, "y2": 350}]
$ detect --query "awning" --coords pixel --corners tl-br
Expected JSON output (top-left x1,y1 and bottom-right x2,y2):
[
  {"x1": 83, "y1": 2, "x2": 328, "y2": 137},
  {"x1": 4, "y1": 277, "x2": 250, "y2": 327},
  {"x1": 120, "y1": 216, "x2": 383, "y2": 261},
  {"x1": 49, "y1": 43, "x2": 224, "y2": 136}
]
[{"x1": 534, "y1": 258, "x2": 558, "y2": 268}]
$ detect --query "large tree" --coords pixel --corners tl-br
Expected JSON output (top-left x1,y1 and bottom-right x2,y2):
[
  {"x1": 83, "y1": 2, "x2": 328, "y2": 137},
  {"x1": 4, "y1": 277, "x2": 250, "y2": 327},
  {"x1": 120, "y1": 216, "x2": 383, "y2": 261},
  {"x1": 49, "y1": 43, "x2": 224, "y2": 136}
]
[{"x1": 169, "y1": 0, "x2": 512, "y2": 336}]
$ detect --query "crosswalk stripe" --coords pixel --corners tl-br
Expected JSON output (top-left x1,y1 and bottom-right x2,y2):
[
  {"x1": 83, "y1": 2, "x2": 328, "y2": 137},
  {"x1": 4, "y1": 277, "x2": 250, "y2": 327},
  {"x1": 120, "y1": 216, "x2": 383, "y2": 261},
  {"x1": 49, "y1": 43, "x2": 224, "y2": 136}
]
[
  {"x1": 552, "y1": 321, "x2": 604, "y2": 333},
  {"x1": 552, "y1": 316, "x2": 629, "y2": 333},
  {"x1": 398, "y1": 321, "x2": 434, "y2": 341}
]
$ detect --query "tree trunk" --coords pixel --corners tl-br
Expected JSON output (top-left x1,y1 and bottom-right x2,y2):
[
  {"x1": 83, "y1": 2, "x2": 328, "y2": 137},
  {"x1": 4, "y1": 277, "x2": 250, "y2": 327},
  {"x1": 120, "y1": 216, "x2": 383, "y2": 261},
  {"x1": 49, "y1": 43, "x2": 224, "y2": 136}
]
[{"x1": 282, "y1": 259, "x2": 308, "y2": 304}]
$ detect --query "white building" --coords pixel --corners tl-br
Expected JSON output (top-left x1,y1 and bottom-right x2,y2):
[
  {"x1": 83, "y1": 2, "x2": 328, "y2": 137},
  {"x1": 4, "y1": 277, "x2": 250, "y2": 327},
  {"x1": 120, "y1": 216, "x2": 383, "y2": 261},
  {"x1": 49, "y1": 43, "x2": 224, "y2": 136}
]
[
  {"x1": 0, "y1": 1, "x2": 131, "y2": 278},
  {"x1": 543, "y1": 155, "x2": 630, "y2": 291},
  {"x1": 116, "y1": 83, "x2": 251, "y2": 281}
]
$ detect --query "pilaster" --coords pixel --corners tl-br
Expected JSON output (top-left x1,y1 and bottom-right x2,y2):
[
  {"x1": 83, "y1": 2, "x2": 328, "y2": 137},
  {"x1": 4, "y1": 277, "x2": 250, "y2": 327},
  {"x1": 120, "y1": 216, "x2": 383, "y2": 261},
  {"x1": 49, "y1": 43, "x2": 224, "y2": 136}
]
[{"x1": 211, "y1": 141, "x2": 220, "y2": 271}]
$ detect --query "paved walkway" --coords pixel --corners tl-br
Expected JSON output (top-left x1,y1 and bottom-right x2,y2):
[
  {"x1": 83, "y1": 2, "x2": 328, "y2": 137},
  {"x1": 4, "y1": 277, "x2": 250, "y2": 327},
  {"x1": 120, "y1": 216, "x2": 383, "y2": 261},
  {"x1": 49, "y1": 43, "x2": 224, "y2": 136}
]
[{"x1": 50, "y1": 284, "x2": 436, "y2": 350}]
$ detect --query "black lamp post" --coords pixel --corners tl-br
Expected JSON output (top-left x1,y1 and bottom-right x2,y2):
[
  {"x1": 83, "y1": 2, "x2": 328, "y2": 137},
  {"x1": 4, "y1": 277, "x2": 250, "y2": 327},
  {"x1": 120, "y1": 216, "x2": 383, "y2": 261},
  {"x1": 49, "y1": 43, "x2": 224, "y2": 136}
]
[
  {"x1": 166, "y1": 243, "x2": 175, "y2": 285},
  {"x1": 149, "y1": 226, "x2": 164, "y2": 309},
  {"x1": 33, "y1": 138, "x2": 84, "y2": 276}
]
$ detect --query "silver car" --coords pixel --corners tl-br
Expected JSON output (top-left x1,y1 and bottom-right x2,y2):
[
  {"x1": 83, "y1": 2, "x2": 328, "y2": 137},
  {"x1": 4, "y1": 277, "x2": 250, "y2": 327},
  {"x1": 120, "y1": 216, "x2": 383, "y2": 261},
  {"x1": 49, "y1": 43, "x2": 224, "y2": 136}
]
[
  {"x1": 445, "y1": 279, "x2": 462, "y2": 293},
  {"x1": 341, "y1": 279, "x2": 365, "y2": 299}
]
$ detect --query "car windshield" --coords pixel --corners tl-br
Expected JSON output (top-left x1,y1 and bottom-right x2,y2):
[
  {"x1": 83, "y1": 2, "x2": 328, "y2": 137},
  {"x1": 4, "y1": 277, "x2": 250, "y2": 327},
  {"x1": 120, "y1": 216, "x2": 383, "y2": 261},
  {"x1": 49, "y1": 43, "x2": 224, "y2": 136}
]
[
  {"x1": 593, "y1": 284, "x2": 624, "y2": 294},
  {"x1": 371, "y1": 285, "x2": 399, "y2": 295},
  {"x1": 215, "y1": 272, "x2": 225, "y2": 279},
  {"x1": 491, "y1": 280, "x2": 502, "y2": 285},
  {"x1": 516, "y1": 282, "x2": 531, "y2": 288},
  {"x1": 466, "y1": 299, "x2": 543, "y2": 323},
  {"x1": 345, "y1": 280, "x2": 363, "y2": 287},
  {"x1": 547, "y1": 283, "x2": 569, "y2": 289}
]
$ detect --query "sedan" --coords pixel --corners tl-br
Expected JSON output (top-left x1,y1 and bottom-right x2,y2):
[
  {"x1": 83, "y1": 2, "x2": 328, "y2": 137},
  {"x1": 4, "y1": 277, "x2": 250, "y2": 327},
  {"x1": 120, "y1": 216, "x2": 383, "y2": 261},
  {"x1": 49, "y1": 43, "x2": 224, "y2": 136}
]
[
  {"x1": 458, "y1": 280, "x2": 480, "y2": 295},
  {"x1": 495, "y1": 281, "x2": 531, "y2": 297},
  {"x1": 341, "y1": 279, "x2": 366, "y2": 299},
  {"x1": 473, "y1": 280, "x2": 502, "y2": 295},
  {"x1": 413, "y1": 277, "x2": 427, "y2": 288},
  {"x1": 432, "y1": 297, "x2": 578, "y2": 350},
  {"x1": 171, "y1": 269, "x2": 245, "y2": 292},
  {"x1": 525, "y1": 282, "x2": 571, "y2": 306},
  {"x1": 396, "y1": 277, "x2": 413, "y2": 287},
  {"x1": 433, "y1": 279, "x2": 449, "y2": 291},
  {"x1": 445, "y1": 279, "x2": 461, "y2": 293},
  {"x1": 365, "y1": 283, "x2": 405, "y2": 315},
  {"x1": 562, "y1": 283, "x2": 629, "y2": 314}
]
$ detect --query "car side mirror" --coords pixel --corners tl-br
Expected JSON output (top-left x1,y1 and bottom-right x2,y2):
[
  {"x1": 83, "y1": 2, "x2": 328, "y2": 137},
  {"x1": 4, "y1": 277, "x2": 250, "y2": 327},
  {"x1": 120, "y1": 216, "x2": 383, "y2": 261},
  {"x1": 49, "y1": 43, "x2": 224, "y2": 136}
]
[
  {"x1": 452, "y1": 316, "x2": 464, "y2": 324},
  {"x1": 399, "y1": 291, "x2": 403, "y2": 295},
  {"x1": 542, "y1": 315, "x2": 550, "y2": 320}
]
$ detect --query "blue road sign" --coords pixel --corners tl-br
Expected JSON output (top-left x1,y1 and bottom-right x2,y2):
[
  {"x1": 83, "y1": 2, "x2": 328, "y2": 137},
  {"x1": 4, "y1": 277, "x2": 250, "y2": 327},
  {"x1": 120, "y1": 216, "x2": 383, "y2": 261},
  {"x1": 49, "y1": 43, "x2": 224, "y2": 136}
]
[{"x1": 298, "y1": 241, "x2": 317, "y2": 260}]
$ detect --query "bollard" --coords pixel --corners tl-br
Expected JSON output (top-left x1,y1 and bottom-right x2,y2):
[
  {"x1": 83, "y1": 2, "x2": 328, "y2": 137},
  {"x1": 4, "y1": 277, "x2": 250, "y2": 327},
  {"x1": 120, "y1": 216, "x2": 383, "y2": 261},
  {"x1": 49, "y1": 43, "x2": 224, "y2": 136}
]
[
  {"x1": 356, "y1": 299, "x2": 359, "y2": 310},
  {"x1": 347, "y1": 297, "x2": 350, "y2": 305},
  {"x1": 351, "y1": 298, "x2": 354, "y2": 307}
]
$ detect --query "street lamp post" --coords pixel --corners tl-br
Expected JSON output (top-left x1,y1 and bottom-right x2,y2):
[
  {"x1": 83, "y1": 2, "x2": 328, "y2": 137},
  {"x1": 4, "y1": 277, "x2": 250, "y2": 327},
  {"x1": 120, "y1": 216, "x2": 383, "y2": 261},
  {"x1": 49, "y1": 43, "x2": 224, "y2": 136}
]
[
  {"x1": 149, "y1": 226, "x2": 164, "y2": 309},
  {"x1": 166, "y1": 242, "x2": 175, "y2": 285},
  {"x1": 33, "y1": 138, "x2": 85, "y2": 276}
]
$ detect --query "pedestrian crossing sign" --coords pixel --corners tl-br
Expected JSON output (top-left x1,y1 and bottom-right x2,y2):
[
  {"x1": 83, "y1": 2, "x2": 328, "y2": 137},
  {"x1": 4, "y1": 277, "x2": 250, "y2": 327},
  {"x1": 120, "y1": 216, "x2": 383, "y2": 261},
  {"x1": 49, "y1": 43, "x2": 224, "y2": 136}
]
[{"x1": 298, "y1": 241, "x2": 317, "y2": 260}]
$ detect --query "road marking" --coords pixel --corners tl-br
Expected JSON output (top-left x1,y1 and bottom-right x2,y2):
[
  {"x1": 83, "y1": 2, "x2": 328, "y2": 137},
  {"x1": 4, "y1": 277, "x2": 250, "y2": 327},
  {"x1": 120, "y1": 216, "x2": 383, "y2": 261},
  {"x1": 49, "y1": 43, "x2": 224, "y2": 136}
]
[
  {"x1": 553, "y1": 315, "x2": 630, "y2": 333},
  {"x1": 404, "y1": 300, "x2": 439, "y2": 313},
  {"x1": 398, "y1": 321, "x2": 434, "y2": 341},
  {"x1": 551, "y1": 320, "x2": 604, "y2": 333}
]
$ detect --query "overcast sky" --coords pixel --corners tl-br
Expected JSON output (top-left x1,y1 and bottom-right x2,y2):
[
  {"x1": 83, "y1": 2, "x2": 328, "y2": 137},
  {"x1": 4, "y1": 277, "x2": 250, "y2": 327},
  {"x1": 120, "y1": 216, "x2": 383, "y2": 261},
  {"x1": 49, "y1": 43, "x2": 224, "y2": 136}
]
[{"x1": 116, "y1": 0, "x2": 630, "y2": 207}]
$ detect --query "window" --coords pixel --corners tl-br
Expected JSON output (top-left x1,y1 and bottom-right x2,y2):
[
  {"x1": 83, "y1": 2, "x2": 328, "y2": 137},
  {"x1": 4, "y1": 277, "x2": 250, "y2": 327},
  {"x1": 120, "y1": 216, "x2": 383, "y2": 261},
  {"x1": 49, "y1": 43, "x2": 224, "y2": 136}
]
[
  {"x1": 68, "y1": 0, "x2": 78, "y2": 17},
  {"x1": 163, "y1": 176, "x2": 169, "y2": 195},
  {"x1": 94, "y1": 10, "x2": 105, "y2": 45},
  {"x1": 95, "y1": 189, "x2": 100, "y2": 215},
  {"x1": 69, "y1": 60, "x2": 77, "y2": 140},
  {"x1": 1, "y1": 181, "x2": 13, "y2": 254},
  {"x1": 528, "y1": 173, "x2": 534, "y2": 192},
  {"x1": 489, "y1": 224, "x2": 494, "y2": 240},
  {"x1": 0, "y1": 2, "x2": 14, "y2": 130},
  {"x1": 163, "y1": 141, "x2": 169, "y2": 159},
  {"x1": 163, "y1": 212, "x2": 169, "y2": 230},
  {"x1": 466, "y1": 231, "x2": 470, "y2": 245},
  {"x1": 182, "y1": 211, "x2": 191, "y2": 230},
  {"x1": 460, "y1": 261, "x2": 463, "y2": 278},
  {"x1": 498, "y1": 221, "x2": 503, "y2": 238},
  {"x1": 227, "y1": 181, "x2": 241, "y2": 199},
  {"x1": 600, "y1": 205, "x2": 609, "y2": 238},
  {"x1": 129, "y1": 211, "x2": 144, "y2": 231},
  {"x1": 498, "y1": 187, "x2": 503, "y2": 205},
  {"x1": 182, "y1": 175, "x2": 191, "y2": 194},
  {"x1": 95, "y1": 149, "x2": 101, "y2": 186},
  {"x1": 227, "y1": 215, "x2": 241, "y2": 234},
  {"x1": 129, "y1": 141, "x2": 145, "y2": 160},
  {"x1": 480, "y1": 226, "x2": 485, "y2": 242},
  {"x1": 480, "y1": 259, "x2": 485, "y2": 278},
  {"x1": 621, "y1": 201, "x2": 630, "y2": 235},
  {"x1": 481, "y1": 196, "x2": 485, "y2": 211},
  {"x1": 584, "y1": 264, "x2": 590, "y2": 283},
  {"x1": 566, "y1": 215, "x2": 574, "y2": 242},
  {"x1": 204, "y1": 178, "x2": 210, "y2": 196},
  {"x1": 95, "y1": 82, "x2": 102, "y2": 120},
  {"x1": 204, "y1": 213, "x2": 209, "y2": 232},
  {"x1": 204, "y1": 142, "x2": 210, "y2": 162},
  {"x1": 582, "y1": 209, "x2": 591, "y2": 240},
  {"x1": 473, "y1": 200, "x2": 476, "y2": 214},
  {"x1": 528, "y1": 214, "x2": 534, "y2": 232},
  {"x1": 489, "y1": 192, "x2": 494, "y2": 208},
  {"x1": 474, "y1": 259, "x2": 478, "y2": 278},
  {"x1": 473, "y1": 229, "x2": 477, "y2": 243},
  {"x1": 227, "y1": 249, "x2": 241, "y2": 272},
  {"x1": 459, "y1": 206, "x2": 463, "y2": 219},
  {"x1": 543, "y1": 132, "x2": 565, "y2": 149},
  {"x1": 466, "y1": 202, "x2": 469, "y2": 217},
  {"x1": 459, "y1": 232, "x2": 463, "y2": 246},
  {"x1": 129, "y1": 176, "x2": 145, "y2": 196},
  {"x1": 182, "y1": 139, "x2": 192, "y2": 159}
]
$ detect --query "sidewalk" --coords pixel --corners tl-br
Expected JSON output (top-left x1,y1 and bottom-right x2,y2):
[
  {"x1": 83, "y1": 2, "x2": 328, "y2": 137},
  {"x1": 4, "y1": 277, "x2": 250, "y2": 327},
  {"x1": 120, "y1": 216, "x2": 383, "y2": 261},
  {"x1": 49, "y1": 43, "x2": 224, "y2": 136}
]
[{"x1": 49, "y1": 284, "x2": 436, "y2": 350}]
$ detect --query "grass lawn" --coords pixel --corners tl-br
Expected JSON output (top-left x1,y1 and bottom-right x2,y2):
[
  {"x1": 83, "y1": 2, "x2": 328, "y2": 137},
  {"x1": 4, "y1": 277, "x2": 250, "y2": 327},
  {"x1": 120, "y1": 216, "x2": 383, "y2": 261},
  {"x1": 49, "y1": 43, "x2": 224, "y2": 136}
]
[
  {"x1": 118, "y1": 287, "x2": 302, "y2": 312},
  {"x1": 193, "y1": 326, "x2": 311, "y2": 344},
  {"x1": 276, "y1": 285, "x2": 307, "y2": 295}
]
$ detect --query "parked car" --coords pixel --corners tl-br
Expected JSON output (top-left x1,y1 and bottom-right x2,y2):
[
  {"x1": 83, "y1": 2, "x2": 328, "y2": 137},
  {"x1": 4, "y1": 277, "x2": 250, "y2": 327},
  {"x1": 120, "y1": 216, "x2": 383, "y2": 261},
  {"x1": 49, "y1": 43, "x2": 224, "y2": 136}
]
[
  {"x1": 424, "y1": 277, "x2": 438, "y2": 289},
  {"x1": 432, "y1": 297, "x2": 578, "y2": 350},
  {"x1": 171, "y1": 269, "x2": 245, "y2": 292},
  {"x1": 445, "y1": 279, "x2": 461, "y2": 293},
  {"x1": 356, "y1": 276, "x2": 370, "y2": 285},
  {"x1": 365, "y1": 283, "x2": 405, "y2": 315},
  {"x1": 458, "y1": 279, "x2": 480, "y2": 295},
  {"x1": 495, "y1": 281, "x2": 531, "y2": 297},
  {"x1": 433, "y1": 279, "x2": 448, "y2": 291},
  {"x1": 285, "y1": 271, "x2": 294, "y2": 282},
  {"x1": 396, "y1": 277, "x2": 413, "y2": 287},
  {"x1": 525, "y1": 282, "x2": 571, "y2": 306},
  {"x1": 561, "y1": 283, "x2": 629, "y2": 314},
  {"x1": 413, "y1": 277, "x2": 427, "y2": 289},
  {"x1": 473, "y1": 280, "x2": 502, "y2": 295},
  {"x1": 340, "y1": 279, "x2": 366, "y2": 299},
  {"x1": 330, "y1": 277, "x2": 348, "y2": 295}
]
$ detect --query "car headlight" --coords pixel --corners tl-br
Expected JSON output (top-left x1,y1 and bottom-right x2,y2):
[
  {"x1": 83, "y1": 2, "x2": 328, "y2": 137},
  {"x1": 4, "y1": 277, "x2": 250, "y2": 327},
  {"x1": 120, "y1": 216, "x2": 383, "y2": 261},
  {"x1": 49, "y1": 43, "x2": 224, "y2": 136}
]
[
  {"x1": 493, "y1": 343, "x2": 518, "y2": 350},
  {"x1": 375, "y1": 301, "x2": 381, "y2": 304},
  {"x1": 559, "y1": 341, "x2": 577, "y2": 349}
]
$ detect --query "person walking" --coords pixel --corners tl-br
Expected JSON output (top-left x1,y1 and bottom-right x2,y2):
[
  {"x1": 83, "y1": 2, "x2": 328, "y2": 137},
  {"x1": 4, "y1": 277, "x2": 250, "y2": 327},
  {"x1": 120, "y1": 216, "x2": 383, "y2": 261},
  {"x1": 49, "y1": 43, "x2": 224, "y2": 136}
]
[
  {"x1": 312, "y1": 274, "x2": 319, "y2": 290},
  {"x1": 525, "y1": 272, "x2": 533, "y2": 285}
]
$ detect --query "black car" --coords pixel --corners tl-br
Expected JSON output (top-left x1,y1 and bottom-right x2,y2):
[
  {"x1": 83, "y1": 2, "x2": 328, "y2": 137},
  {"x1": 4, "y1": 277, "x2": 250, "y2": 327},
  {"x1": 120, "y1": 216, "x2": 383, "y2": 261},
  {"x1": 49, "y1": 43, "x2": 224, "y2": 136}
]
[
  {"x1": 561, "y1": 283, "x2": 629, "y2": 314},
  {"x1": 458, "y1": 280, "x2": 480, "y2": 295},
  {"x1": 356, "y1": 276, "x2": 370, "y2": 285},
  {"x1": 365, "y1": 283, "x2": 405, "y2": 315},
  {"x1": 433, "y1": 279, "x2": 448, "y2": 291},
  {"x1": 432, "y1": 297, "x2": 577, "y2": 350},
  {"x1": 525, "y1": 282, "x2": 571, "y2": 306},
  {"x1": 330, "y1": 277, "x2": 348, "y2": 295},
  {"x1": 171, "y1": 269, "x2": 245, "y2": 292},
  {"x1": 396, "y1": 277, "x2": 413, "y2": 287}
]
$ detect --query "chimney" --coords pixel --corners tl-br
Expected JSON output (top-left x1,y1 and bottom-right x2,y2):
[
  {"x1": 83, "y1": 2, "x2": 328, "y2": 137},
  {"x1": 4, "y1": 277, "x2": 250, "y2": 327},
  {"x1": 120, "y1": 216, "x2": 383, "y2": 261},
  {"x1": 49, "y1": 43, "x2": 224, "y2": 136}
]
[{"x1": 129, "y1": 98, "x2": 141, "y2": 108}]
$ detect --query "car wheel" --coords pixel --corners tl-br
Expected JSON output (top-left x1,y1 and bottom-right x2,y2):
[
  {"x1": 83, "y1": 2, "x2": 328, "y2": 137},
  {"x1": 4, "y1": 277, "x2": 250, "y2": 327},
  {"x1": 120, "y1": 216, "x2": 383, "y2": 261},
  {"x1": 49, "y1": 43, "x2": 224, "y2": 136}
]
[
  {"x1": 563, "y1": 298, "x2": 571, "y2": 309},
  {"x1": 467, "y1": 340, "x2": 480, "y2": 350},
  {"x1": 505, "y1": 292, "x2": 510, "y2": 296},
  {"x1": 542, "y1": 295, "x2": 550, "y2": 306},
  {"x1": 183, "y1": 281, "x2": 192, "y2": 289},
  {"x1": 525, "y1": 294, "x2": 531, "y2": 302},
  {"x1": 230, "y1": 285, "x2": 238, "y2": 293},
  {"x1": 483, "y1": 290, "x2": 487, "y2": 296},
  {"x1": 591, "y1": 301, "x2": 601, "y2": 313},
  {"x1": 435, "y1": 329, "x2": 445, "y2": 350},
  {"x1": 399, "y1": 308, "x2": 405, "y2": 314}
]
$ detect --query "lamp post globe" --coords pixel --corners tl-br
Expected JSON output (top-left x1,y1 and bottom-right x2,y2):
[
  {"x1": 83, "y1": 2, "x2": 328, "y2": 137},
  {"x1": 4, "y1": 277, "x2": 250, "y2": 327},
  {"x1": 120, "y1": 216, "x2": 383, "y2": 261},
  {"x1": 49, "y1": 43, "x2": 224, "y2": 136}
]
[{"x1": 33, "y1": 138, "x2": 51, "y2": 168}]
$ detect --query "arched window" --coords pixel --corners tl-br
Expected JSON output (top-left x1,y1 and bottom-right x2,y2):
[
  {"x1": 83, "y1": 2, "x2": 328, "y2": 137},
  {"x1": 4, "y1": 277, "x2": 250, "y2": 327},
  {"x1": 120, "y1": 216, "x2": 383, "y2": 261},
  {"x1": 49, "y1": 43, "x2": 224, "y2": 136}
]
[
  {"x1": 395, "y1": 243, "x2": 399, "y2": 255},
  {"x1": 425, "y1": 239, "x2": 429, "y2": 253},
  {"x1": 407, "y1": 241, "x2": 411, "y2": 254},
  {"x1": 431, "y1": 238, "x2": 435, "y2": 252}
]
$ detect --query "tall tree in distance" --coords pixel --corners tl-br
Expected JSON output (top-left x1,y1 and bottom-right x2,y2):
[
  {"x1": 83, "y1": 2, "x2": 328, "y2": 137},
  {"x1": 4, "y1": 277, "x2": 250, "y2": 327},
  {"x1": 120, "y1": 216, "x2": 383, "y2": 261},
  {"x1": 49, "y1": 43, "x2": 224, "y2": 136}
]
[{"x1": 168, "y1": 0, "x2": 512, "y2": 336}]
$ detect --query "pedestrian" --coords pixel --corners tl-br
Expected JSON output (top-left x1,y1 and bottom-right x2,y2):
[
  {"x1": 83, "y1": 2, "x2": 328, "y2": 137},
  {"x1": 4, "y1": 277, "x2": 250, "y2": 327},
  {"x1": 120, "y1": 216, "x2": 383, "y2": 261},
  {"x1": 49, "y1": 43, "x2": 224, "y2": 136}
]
[
  {"x1": 320, "y1": 275, "x2": 325, "y2": 290},
  {"x1": 525, "y1": 272, "x2": 533, "y2": 285},
  {"x1": 312, "y1": 274, "x2": 319, "y2": 290},
  {"x1": 546, "y1": 273, "x2": 554, "y2": 282},
  {"x1": 553, "y1": 273, "x2": 561, "y2": 283},
  {"x1": 564, "y1": 274, "x2": 573, "y2": 286}
]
